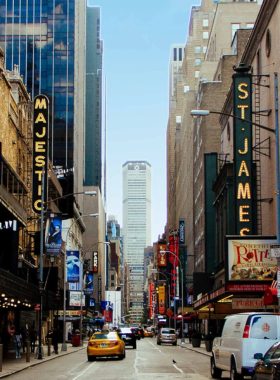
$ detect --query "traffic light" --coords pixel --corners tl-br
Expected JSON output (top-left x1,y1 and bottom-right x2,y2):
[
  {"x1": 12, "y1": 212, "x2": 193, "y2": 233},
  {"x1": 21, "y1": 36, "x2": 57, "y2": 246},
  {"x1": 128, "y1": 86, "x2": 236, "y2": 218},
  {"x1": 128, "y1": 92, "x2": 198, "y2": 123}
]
[{"x1": 56, "y1": 290, "x2": 60, "y2": 301}]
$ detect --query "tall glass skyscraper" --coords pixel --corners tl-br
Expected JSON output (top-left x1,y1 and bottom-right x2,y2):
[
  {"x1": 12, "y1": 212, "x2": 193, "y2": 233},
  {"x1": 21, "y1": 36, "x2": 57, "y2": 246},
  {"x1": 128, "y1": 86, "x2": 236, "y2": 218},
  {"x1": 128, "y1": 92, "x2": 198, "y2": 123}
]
[
  {"x1": 0, "y1": 0, "x2": 86, "y2": 172},
  {"x1": 85, "y1": 6, "x2": 102, "y2": 188},
  {"x1": 122, "y1": 161, "x2": 151, "y2": 322}
]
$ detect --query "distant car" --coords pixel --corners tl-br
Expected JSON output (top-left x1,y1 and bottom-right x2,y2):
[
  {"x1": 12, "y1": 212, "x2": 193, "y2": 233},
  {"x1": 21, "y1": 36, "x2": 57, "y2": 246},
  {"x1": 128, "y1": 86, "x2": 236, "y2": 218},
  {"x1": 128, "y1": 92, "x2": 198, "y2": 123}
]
[
  {"x1": 131, "y1": 327, "x2": 141, "y2": 340},
  {"x1": 253, "y1": 341, "x2": 280, "y2": 379},
  {"x1": 157, "y1": 328, "x2": 177, "y2": 346},
  {"x1": 87, "y1": 331, "x2": 125, "y2": 361},
  {"x1": 116, "y1": 328, "x2": 137, "y2": 349},
  {"x1": 144, "y1": 327, "x2": 154, "y2": 337}
]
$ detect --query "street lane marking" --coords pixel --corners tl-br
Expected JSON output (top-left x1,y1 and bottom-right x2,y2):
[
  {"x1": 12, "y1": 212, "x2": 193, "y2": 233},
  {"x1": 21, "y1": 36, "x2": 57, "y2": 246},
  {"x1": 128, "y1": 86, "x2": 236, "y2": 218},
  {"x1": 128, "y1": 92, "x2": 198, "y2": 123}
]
[
  {"x1": 173, "y1": 364, "x2": 183, "y2": 373},
  {"x1": 72, "y1": 362, "x2": 96, "y2": 380}
]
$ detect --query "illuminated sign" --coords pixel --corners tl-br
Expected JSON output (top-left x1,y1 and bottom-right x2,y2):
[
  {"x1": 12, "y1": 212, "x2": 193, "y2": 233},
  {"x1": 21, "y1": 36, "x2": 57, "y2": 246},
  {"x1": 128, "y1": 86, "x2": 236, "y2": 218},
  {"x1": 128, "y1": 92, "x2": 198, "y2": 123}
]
[
  {"x1": 233, "y1": 73, "x2": 252, "y2": 235},
  {"x1": 157, "y1": 244, "x2": 167, "y2": 267},
  {"x1": 32, "y1": 95, "x2": 49, "y2": 214},
  {"x1": 93, "y1": 251, "x2": 98, "y2": 273},
  {"x1": 158, "y1": 286, "x2": 165, "y2": 315},
  {"x1": 227, "y1": 237, "x2": 277, "y2": 282}
]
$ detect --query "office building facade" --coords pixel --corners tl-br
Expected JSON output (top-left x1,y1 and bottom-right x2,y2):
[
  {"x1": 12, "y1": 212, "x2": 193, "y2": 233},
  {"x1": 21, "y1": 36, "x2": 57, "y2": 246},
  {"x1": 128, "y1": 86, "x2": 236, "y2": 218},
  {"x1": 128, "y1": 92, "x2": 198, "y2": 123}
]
[
  {"x1": 122, "y1": 161, "x2": 151, "y2": 322},
  {"x1": 0, "y1": 0, "x2": 86, "y2": 198}
]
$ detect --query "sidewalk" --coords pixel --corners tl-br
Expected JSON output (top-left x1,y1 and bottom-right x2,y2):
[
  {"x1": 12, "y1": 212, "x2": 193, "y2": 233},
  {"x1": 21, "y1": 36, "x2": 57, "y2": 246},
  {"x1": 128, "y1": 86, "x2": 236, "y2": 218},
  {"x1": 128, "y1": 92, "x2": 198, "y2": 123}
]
[
  {"x1": 179, "y1": 340, "x2": 212, "y2": 357},
  {"x1": 0, "y1": 343, "x2": 86, "y2": 379}
]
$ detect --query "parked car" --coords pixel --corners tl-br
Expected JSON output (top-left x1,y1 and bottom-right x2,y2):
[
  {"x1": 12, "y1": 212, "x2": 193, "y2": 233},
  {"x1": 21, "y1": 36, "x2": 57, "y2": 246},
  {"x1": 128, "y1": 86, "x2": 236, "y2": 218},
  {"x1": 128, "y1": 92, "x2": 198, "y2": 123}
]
[
  {"x1": 116, "y1": 327, "x2": 137, "y2": 349},
  {"x1": 253, "y1": 341, "x2": 280, "y2": 379},
  {"x1": 131, "y1": 327, "x2": 141, "y2": 340},
  {"x1": 157, "y1": 328, "x2": 177, "y2": 346},
  {"x1": 211, "y1": 313, "x2": 280, "y2": 379},
  {"x1": 87, "y1": 331, "x2": 125, "y2": 361}
]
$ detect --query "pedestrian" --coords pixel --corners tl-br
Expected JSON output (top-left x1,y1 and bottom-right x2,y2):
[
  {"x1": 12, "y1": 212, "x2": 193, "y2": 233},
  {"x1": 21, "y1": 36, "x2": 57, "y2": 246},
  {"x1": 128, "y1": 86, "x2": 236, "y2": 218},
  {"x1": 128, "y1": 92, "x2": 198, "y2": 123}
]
[
  {"x1": 29, "y1": 325, "x2": 37, "y2": 353},
  {"x1": 20, "y1": 327, "x2": 27, "y2": 353},
  {"x1": 14, "y1": 329, "x2": 22, "y2": 359},
  {"x1": 52, "y1": 327, "x2": 59, "y2": 354}
]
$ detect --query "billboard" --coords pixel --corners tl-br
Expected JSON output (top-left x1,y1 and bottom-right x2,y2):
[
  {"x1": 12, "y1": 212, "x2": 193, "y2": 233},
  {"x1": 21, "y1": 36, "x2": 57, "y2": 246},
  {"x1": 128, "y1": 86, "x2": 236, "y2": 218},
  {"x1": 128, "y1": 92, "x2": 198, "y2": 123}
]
[
  {"x1": 32, "y1": 95, "x2": 49, "y2": 214},
  {"x1": 69, "y1": 291, "x2": 85, "y2": 307},
  {"x1": 84, "y1": 272, "x2": 93, "y2": 295},
  {"x1": 158, "y1": 286, "x2": 165, "y2": 315},
  {"x1": 45, "y1": 213, "x2": 62, "y2": 255},
  {"x1": 157, "y1": 244, "x2": 167, "y2": 267},
  {"x1": 227, "y1": 237, "x2": 277, "y2": 282},
  {"x1": 67, "y1": 251, "x2": 80, "y2": 283}
]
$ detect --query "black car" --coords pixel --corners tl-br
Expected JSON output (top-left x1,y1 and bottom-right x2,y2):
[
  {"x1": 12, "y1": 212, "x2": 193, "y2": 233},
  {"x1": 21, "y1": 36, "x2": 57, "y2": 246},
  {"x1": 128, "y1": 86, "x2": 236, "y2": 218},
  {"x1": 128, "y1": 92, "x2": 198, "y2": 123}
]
[
  {"x1": 116, "y1": 328, "x2": 137, "y2": 349},
  {"x1": 253, "y1": 341, "x2": 280, "y2": 379},
  {"x1": 131, "y1": 327, "x2": 141, "y2": 340}
]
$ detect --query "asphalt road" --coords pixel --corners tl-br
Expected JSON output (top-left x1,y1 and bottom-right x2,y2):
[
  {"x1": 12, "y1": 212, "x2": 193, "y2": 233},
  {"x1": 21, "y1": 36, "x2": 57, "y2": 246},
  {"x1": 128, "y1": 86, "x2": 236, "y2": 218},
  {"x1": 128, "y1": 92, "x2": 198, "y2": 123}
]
[{"x1": 6, "y1": 338, "x2": 232, "y2": 380}]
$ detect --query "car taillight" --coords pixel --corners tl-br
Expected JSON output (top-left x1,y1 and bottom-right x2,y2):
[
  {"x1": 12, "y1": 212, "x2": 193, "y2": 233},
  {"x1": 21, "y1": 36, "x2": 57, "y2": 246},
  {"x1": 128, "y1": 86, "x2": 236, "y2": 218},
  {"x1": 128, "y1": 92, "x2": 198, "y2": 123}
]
[
  {"x1": 243, "y1": 325, "x2": 250, "y2": 338},
  {"x1": 112, "y1": 341, "x2": 119, "y2": 346},
  {"x1": 89, "y1": 342, "x2": 97, "y2": 347}
]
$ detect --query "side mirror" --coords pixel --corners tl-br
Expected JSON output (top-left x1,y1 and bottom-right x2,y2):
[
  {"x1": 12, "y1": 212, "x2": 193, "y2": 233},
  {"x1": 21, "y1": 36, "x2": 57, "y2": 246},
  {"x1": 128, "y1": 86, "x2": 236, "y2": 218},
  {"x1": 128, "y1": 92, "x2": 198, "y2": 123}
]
[{"x1": 254, "y1": 353, "x2": 263, "y2": 360}]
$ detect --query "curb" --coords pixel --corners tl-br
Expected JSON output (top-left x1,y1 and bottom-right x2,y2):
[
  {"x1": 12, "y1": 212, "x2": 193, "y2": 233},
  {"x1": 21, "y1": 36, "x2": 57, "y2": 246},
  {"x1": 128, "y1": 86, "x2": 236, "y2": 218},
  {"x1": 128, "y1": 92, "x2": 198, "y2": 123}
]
[
  {"x1": 0, "y1": 347, "x2": 86, "y2": 379},
  {"x1": 180, "y1": 344, "x2": 212, "y2": 357}
]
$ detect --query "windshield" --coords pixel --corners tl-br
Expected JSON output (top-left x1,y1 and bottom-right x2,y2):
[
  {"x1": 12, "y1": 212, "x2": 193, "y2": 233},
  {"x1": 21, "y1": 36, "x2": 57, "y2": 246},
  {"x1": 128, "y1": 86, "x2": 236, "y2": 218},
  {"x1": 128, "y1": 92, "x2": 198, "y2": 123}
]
[
  {"x1": 91, "y1": 332, "x2": 118, "y2": 340},
  {"x1": 162, "y1": 329, "x2": 175, "y2": 334}
]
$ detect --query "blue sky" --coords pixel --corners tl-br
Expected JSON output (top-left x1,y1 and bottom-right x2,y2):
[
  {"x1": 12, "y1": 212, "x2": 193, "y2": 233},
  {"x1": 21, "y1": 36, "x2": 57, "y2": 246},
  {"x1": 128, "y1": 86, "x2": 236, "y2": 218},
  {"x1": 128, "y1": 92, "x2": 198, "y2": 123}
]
[{"x1": 87, "y1": 0, "x2": 196, "y2": 243}]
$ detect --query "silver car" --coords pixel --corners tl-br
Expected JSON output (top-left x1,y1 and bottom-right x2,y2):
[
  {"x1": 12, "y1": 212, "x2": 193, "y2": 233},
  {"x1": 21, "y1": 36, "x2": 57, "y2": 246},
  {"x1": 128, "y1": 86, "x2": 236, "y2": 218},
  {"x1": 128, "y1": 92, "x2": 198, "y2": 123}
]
[{"x1": 157, "y1": 328, "x2": 177, "y2": 346}]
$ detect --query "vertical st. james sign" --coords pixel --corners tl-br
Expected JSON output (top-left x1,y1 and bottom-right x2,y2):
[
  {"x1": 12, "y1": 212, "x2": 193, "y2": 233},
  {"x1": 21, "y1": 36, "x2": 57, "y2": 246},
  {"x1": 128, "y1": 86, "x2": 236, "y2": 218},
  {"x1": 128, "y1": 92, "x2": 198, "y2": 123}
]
[
  {"x1": 233, "y1": 69, "x2": 253, "y2": 235},
  {"x1": 32, "y1": 95, "x2": 49, "y2": 214}
]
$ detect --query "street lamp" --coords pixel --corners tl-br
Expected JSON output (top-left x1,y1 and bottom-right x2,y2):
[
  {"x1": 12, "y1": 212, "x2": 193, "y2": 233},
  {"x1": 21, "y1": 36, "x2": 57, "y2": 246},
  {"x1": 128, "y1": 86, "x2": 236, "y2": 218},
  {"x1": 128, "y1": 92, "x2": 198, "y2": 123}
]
[{"x1": 61, "y1": 213, "x2": 99, "y2": 352}]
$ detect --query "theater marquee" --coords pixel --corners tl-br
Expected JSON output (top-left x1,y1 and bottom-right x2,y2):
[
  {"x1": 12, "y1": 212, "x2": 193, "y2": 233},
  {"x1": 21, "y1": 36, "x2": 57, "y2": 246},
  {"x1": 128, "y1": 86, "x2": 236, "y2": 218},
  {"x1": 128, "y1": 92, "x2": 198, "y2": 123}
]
[
  {"x1": 32, "y1": 95, "x2": 49, "y2": 214},
  {"x1": 233, "y1": 72, "x2": 252, "y2": 235}
]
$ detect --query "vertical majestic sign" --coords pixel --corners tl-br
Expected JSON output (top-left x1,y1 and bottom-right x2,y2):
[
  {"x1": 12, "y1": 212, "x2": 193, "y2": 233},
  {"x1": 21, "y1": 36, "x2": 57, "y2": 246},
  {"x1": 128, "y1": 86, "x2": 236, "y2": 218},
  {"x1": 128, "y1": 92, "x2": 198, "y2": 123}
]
[
  {"x1": 233, "y1": 72, "x2": 253, "y2": 235},
  {"x1": 93, "y1": 251, "x2": 98, "y2": 273},
  {"x1": 98, "y1": 276, "x2": 102, "y2": 304},
  {"x1": 32, "y1": 95, "x2": 49, "y2": 214},
  {"x1": 169, "y1": 230, "x2": 179, "y2": 298}
]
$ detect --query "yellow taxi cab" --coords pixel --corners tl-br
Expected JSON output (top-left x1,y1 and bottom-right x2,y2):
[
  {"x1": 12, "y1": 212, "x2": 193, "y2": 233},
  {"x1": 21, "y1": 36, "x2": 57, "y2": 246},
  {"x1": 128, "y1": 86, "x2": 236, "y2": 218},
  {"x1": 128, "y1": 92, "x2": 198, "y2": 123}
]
[
  {"x1": 87, "y1": 331, "x2": 125, "y2": 361},
  {"x1": 144, "y1": 327, "x2": 154, "y2": 337}
]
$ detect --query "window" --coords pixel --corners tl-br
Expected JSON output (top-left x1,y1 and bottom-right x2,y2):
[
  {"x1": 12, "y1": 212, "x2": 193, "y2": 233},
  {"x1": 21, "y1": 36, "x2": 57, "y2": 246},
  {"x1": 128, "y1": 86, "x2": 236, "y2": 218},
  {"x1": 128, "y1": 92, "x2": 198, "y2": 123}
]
[
  {"x1": 246, "y1": 23, "x2": 254, "y2": 29},
  {"x1": 203, "y1": 19, "x2": 209, "y2": 28},
  {"x1": 184, "y1": 85, "x2": 190, "y2": 93},
  {"x1": 232, "y1": 23, "x2": 240, "y2": 38},
  {"x1": 203, "y1": 46, "x2": 207, "y2": 54},
  {"x1": 203, "y1": 32, "x2": 209, "y2": 40},
  {"x1": 195, "y1": 71, "x2": 200, "y2": 79},
  {"x1": 111, "y1": 275, "x2": 114, "y2": 280},
  {"x1": 179, "y1": 48, "x2": 183, "y2": 61},
  {"x1": 195, "y1": 58, "x2": 201, "y2": 66},
  {"x1": 173, "y1": 47, "x2": 177, "y2": 61},
  {"x1": 195, "y1": 46, "x2": 201, "y2": 54}
]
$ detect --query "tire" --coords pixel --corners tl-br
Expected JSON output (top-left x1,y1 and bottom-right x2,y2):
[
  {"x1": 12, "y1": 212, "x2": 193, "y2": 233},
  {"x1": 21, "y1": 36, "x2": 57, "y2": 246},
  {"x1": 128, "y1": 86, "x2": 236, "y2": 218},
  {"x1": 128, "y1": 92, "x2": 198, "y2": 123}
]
[
  {"x1": 133, "y1": 343, "x2": 137, "y2": 349},
  {"x1": 210, "y1": 356, "x2": 222, "y2": 379},
  {"x1": 230, "y1": 360, "x2": 243, "y2": 380},
  {"x1": 88, "y1": 355, "x2": 95, "y2": 362}
]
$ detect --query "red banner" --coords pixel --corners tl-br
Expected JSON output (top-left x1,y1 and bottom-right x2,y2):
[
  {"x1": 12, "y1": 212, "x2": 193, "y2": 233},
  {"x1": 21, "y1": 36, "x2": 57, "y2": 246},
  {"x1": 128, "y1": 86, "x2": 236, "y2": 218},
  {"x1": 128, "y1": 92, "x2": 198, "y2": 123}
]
[
  {"x1": 158, "y1": 244, "x2": 167, "y2": 267},
  {"x1": 169, "y1": 231, "x2": 179, "y2": 298},
  {"x1": 158, "y1": 286, "x2": 165, "y2": 314},
  {"x1": 149, "y1": 283, "x2": 154, "y2": 319},
  {"x1": 102, "y1": 309, "x2": 112, "y2": 322}
]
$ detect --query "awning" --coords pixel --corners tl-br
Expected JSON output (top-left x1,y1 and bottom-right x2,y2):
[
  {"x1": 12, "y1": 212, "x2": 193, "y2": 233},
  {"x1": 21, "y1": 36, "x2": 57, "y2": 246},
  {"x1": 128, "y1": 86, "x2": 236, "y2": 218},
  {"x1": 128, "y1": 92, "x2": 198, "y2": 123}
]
[{"x1": 264, "y1": 288, "x2": 277, "y2": 305}]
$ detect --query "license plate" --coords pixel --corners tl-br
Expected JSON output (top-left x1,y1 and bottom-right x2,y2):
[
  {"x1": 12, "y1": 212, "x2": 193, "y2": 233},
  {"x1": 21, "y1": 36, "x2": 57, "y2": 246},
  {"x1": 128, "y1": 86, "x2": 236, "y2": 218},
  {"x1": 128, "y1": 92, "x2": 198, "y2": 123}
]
[
  {"x1": 100, "y1": 343, "x2": 107, "y2": 348},
  {"x1": 122, "y1": 335, "x2": 126, "y2": 338}
]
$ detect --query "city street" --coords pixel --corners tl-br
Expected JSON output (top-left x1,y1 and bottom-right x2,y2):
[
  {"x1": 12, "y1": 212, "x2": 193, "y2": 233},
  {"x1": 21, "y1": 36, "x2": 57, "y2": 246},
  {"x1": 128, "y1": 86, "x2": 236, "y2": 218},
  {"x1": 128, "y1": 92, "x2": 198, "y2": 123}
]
[{"x1": 4, "y1": 338, "x2": 233, "y2": 380}]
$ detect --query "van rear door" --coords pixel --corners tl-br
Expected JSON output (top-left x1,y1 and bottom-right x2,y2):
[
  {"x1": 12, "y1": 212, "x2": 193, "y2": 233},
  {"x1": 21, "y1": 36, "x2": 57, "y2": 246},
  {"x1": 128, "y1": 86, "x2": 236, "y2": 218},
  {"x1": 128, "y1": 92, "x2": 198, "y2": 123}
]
[{"x1": 243, "y1": 315, "x2": 279, "y2": 369}]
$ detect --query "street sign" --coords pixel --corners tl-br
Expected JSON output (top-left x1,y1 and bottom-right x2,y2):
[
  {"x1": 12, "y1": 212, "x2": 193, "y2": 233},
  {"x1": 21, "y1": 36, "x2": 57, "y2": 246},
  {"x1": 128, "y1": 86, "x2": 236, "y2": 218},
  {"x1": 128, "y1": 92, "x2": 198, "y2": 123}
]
[{"x1": 270, "y1": 244, "x2": 280, "y2": 257}]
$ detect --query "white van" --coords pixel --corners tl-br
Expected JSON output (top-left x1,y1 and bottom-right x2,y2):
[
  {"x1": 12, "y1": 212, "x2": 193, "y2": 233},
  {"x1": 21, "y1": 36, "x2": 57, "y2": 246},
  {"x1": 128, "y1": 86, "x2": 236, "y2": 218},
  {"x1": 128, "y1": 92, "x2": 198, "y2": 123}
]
[{"x1": 211, "y1": 312, "x2": 280, "y2": 379}]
